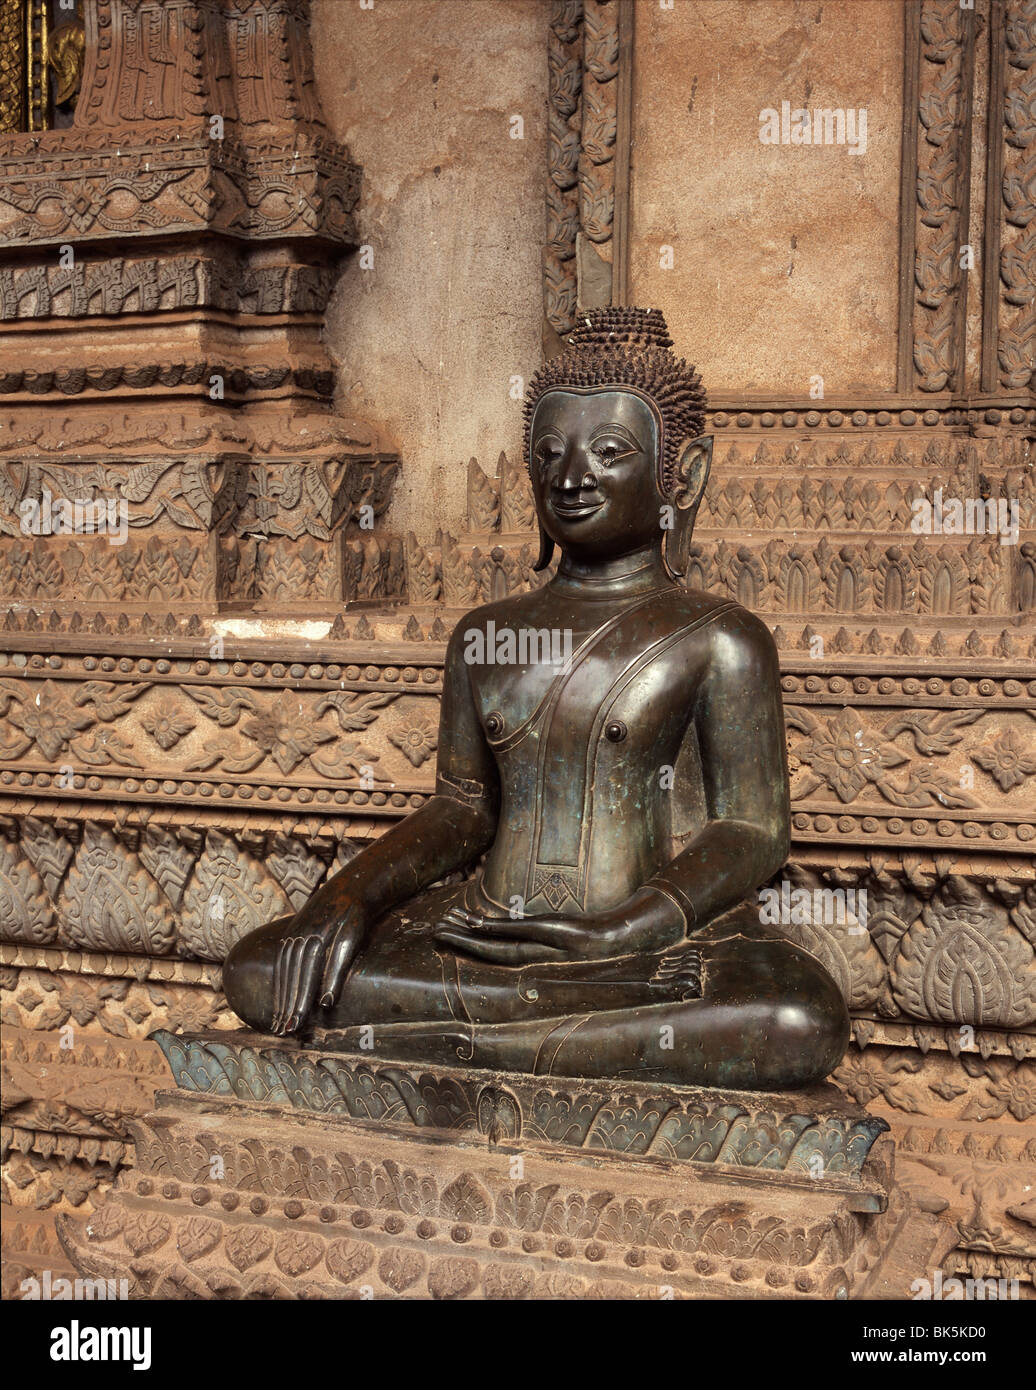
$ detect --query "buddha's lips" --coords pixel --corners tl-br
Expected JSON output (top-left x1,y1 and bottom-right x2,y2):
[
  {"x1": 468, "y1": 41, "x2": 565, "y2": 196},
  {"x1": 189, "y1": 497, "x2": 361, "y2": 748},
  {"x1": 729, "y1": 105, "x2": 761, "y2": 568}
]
[{"x1": 551, "y1": 498, "x2": 605, "y2": 519}]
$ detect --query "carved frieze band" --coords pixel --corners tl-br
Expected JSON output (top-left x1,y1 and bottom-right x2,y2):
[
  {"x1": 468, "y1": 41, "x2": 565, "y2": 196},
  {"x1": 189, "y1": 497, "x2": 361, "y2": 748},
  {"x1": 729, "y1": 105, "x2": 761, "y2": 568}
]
[
  {"x1": 0, "y1": 645, "x2": 1031, "y2": 839},
  {"x1": 0, "y1": 643, "x2": 1032, "y2": 1035},
  {"x1": 445, "y1": 438, "x2": 1036, "y2": 633},
  {"x1": 545, "y1": 0, "x2": 626, "y2": 336},
  {"x1": 911, "y1": 0, "x2": 975, "y2": 394},
  {"x1": 0, "y1": 251, "x2": 339, "y2": 322},
  {"x1": 0, "y1": 0, "x2": 360, "y2": 251},
  {"x1": 997, "y1": 0, "x2": 1036, "y2": 390}
]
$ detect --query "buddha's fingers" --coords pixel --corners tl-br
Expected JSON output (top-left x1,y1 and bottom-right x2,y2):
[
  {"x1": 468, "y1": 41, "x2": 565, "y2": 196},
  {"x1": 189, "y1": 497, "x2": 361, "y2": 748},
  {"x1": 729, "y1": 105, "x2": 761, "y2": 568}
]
[
  {"x1": 271, "y1": 939, "x2": 287, "y2": 1035},
  {"x1": 459, "y1": 917, "x2": 588, "y2": 948},
  {"x1": 274, "y1": 936, "x2": 307, "y2": 1034},
  {"x1": 441, "y1": 907, "x2": 485, "y2": 930},
  {"x1": 433, "y1": 926, "x2": 564, "y2": 964},
  {"x1": 286, "y1": 936, "x2": 324, "y2": 1033},
  {"x1": 320, "y1": 917, "x2": 362, "y2": 1006},
  {"x1": 271, "y1": 936, "x2": 301, "y2": 1034}
]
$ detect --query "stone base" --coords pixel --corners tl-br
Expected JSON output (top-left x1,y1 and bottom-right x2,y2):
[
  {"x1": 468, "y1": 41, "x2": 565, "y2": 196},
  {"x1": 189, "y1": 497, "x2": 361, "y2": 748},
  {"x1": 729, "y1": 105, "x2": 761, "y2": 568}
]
[{"x1": 56, "y1": 1031, "x2": 946, "y2": 1299}]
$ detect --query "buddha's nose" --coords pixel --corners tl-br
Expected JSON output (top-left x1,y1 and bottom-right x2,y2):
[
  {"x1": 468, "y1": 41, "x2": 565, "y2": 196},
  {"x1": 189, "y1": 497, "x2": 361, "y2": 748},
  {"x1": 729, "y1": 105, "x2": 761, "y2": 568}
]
[{"x1": 556, "y1": 450, "x2": 598, "y2": 493}]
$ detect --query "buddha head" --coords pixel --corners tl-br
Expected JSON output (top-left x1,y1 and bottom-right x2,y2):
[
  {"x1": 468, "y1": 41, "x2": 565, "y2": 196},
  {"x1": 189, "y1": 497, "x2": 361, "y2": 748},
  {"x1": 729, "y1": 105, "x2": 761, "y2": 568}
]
[{"x1": 523, "y1": 307, "x2": 712, "y2": 573}]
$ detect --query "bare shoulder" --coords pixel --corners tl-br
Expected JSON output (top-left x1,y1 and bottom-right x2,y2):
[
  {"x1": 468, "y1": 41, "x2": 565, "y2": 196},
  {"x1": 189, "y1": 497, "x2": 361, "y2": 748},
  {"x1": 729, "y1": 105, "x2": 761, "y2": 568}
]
[
  {"x1": 671, "y1": 588, "x2": 778, "y2": 679},
  {"x1": 443, "y1": 591, "x2": 546, "y2": 662}
]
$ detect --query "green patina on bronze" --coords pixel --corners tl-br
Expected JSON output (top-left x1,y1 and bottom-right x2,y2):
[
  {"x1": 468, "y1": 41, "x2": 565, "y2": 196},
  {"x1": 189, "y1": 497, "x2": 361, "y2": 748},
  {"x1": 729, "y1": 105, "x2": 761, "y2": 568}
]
[{"x1": 151, "y1": 1031, "x2": 888, "y2": 1191}]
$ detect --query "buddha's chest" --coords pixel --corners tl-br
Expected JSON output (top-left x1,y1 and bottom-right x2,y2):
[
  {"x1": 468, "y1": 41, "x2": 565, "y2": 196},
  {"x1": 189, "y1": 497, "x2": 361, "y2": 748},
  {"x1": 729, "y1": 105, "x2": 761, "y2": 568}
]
[{"x1": 469, "y1": 617, "x2": 705, "y2": 762}]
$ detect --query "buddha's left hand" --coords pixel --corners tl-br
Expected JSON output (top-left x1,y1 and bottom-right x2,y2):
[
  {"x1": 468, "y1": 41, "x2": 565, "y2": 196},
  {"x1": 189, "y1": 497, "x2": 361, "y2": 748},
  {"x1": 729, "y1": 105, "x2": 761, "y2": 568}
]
[{"x1": 432, "y1": 886, "x2": 685, "y2": 965}]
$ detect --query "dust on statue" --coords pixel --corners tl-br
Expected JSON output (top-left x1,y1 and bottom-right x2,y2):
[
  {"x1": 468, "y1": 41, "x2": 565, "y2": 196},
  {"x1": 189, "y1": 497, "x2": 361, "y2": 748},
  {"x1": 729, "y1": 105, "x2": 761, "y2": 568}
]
[{"x1": 224, "y1": 307, "x2": 848, "y2": 1089}]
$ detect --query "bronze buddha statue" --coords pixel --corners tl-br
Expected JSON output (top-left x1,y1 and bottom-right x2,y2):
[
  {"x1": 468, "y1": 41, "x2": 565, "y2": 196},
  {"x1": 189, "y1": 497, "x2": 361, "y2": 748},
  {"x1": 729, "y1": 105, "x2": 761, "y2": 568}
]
[{"x1": 224, "y1": 307, "x2": 849, "y2": 1090}]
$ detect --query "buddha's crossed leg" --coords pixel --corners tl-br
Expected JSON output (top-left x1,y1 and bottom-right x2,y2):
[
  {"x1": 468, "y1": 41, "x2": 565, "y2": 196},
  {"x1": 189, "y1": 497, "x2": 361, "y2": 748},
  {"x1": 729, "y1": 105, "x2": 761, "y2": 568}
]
[{"x1": 224, "y1": 890, "x2": 848, "y2": 1091}]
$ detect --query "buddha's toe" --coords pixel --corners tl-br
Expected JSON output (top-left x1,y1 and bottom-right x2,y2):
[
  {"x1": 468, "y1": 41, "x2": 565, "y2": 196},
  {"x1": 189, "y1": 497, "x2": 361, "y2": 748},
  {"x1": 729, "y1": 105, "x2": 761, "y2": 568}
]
[{"x1": 222, "y1": 916, "x2": 294, "y2": 1033}]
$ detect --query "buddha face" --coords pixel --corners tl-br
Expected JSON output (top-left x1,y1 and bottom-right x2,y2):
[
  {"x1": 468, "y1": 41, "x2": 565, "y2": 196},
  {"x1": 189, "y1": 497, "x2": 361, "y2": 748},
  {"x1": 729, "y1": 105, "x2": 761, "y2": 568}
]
[{"x1": 530, "y1": 388, "x2": 664, "y2": 560}]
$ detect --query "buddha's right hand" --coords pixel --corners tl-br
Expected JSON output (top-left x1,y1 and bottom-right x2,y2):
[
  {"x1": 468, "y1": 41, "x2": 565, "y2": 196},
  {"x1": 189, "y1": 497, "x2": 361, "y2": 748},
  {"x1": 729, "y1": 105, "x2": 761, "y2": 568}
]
[{"x1": 271, "y1": 895, "x2": 367, "y2": 1036}]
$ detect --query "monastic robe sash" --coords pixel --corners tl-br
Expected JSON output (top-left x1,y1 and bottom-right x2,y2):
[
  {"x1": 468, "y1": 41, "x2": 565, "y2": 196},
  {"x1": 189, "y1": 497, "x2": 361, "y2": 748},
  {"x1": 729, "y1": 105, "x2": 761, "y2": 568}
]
[{"x1": 476, "y1": 591, "x2": 738, "y2": 917}]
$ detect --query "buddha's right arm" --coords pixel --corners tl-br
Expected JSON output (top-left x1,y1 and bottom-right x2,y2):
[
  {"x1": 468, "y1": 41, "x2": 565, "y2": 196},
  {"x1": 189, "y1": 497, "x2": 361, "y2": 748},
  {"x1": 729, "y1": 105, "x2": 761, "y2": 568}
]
[{"x1": 294, "y1": 621, "x2": 500, "y2": 929}]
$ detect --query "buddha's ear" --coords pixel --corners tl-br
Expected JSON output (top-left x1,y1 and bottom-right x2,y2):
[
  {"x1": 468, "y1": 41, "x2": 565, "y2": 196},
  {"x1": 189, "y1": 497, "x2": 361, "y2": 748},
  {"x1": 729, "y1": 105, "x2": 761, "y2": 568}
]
[
  {"x1": 532, "y1": 521, "x2": 556, "y2": 572},
  {"x1": 663, "y1": 436, "x2": 712, "y2": 582},
  {"x1": 672, "y1": 434, "x2": 713, "y2": 516}
]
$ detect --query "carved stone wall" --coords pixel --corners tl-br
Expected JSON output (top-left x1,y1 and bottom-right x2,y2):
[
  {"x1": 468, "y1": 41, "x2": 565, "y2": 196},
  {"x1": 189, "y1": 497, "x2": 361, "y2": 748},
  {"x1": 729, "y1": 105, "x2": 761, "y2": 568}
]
[{"x1": 1, "y1": 0, "x2": 1033, "y2": 1297}]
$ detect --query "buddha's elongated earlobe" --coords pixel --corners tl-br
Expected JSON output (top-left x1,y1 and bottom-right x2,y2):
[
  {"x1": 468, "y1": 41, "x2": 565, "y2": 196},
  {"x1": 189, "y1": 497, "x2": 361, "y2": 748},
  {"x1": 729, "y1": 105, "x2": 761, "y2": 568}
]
[
  {"x1": 664, "y1": 435, "x2": 713, "y2": 581},
  {"x1": 532, "y1": 521, "x2": 556, "y2": 572}
]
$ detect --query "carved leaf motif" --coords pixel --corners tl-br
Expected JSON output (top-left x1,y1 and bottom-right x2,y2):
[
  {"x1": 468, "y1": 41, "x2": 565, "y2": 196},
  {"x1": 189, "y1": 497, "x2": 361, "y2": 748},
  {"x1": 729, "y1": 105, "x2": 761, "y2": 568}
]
[
  {"x1": 405, "y1": 532, "x2": 441, "y2": 603},
  {"x1": 545, "y1": 180, "x2": 579, "y2": 252},
  {"x1": 182, "y1": 685, "x2": 258, "y2": 727},
  {"x1": 0, "y1": 837, "x2": 57, "y2": 944},
  {"x1": 543, "y1": 247, "x2": 577, "y2": 333},
  {"x1": 773, "y1": 914, "x2": 886, "y2": 1012},
  {"x1": 59, "y1": 824, "x2": 174, "y2": 955},
  {"x1": 274, "y1": 1233, "x2": 324, "y2": 1278},
  {"x1": 74, "y1": 679, "x2": 151, "y2": 722},
  {"x1": 314, "y1": 690, "x2": 396, "y2": 734},
  {"x1": 377, "y1": 1248, "x2": 426, "y2": 1294},
  {"x1": 138, "y1": 827, "x2": 198, "y2": 912},
  {"x1": 177, "y1": 1217, "x2": 222, "y2": 1264},
  {"x1": 427, "y1": 1257, "x2": 480, "y2": 1300},
  {"x1": 891, "y1": 880, "x2": 1036, "y2": 1027},
  {"x1": 86, "y1": 1201, "x2": 125, "y2": 1243},
  {"x1": 309, "y1": 740, "x2": 383, "y2": 781},
  {"x1": 71, "y1": 728, "x2": 144, "y2": 768},
  {"x1": 580, "y1": 86, "x2": 616, "y2": 165},
  {"x1": 579, "y1": 168, "x2": 614, "y2": 243},
  {"x1": 439, "y1": 1173, "x2": 492, "y2": 1224},
  {"x1": 441, "y1": 535, "x2": 481, "y2": 606},
  {"x1": 483, "y1": 1264, "x2": 536, "y2": 1300},
  {"x1": 266, "y1": 835, "x2": 326, "y2": 910},
  {"x1": 123, "y1": 1213, "x2": 171, "y2": 1257},
  {"x1": 179, "y1": 830, "x2": 291, "y2": 960},
  {"x1": 325, "y1": 1238, "x2": 374, "y2": 1286},
  {"x1": 116, "y1": 460, "x2": 178, "y2": 505},
  {"x1": 466, "y1": 458, "x2": 500, "y2": 532},
  {"x1": 881, "y1": 708, "x2": 982, "y2": 756},
  {"x1": 183, "y1": 736, "x2": 265, "y2": 775},
  {"x1": 225, "y1": 1226, "x2": 273, "y2": 1273},
  {"x1": 583, "y1": 3, "x2": 618, "y2": 83}
]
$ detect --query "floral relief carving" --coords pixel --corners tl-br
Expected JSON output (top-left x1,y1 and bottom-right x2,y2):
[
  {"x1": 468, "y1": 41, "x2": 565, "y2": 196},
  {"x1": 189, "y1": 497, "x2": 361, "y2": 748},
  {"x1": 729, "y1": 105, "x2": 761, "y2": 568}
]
[
  {"x1": 970, "y1": 728, "x2": 1036, "y2": 791},
  {"x1": 387, "y1": 709, "x2": 438, "y2": 769},
  {"x1": 140, "y1": 697, "x2": 196, "y2": 751},
  {"x1": 0, "y1": 678, "x2": 152, "y2": 763},
  {"x1": 787, "y1": 706, "x2": 990, "y2": 810},
  {"x1": 3, "y1": 967, "x2": 231, "y2": 1041},
  {"x1": 790, "y1": 707, "x2": 909, "y2": 803},
  {"x1": 836, "y1": 1048, "x2": 1035, "y2": 1123},
  {"x1": 177, "y1": 686, "x2": 398, "y2": 781},
  {"x1": 241, "y1": 690, "x2": 337, "y2": 776},
  {"x1": 4, "y1": 680, "x2": 95, "y2": 760}
]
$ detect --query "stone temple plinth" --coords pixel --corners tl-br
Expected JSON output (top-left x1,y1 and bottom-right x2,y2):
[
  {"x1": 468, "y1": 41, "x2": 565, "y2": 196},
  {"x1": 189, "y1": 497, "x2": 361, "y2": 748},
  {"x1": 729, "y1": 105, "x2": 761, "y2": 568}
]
[{"x1": 55, "y1": 1029, "x2": 945, "y2": 1300}]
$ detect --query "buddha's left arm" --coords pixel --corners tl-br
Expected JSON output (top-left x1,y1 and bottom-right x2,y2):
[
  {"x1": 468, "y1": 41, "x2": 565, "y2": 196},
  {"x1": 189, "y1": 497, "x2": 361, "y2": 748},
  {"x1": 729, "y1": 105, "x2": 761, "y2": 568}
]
[{"x1": 643, "y1": 608, "x2": 790, "y2": 933}]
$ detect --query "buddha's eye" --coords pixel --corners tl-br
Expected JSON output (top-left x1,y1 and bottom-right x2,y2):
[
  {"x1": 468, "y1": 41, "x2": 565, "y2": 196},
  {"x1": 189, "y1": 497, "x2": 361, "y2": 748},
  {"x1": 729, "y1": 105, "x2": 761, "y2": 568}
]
[
  {"x1": 535, "y1": 441, "x2": 562, "y2": 469},
  {"x1": 591, "y1": 437, "x2": 636, "y2": 465}
]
